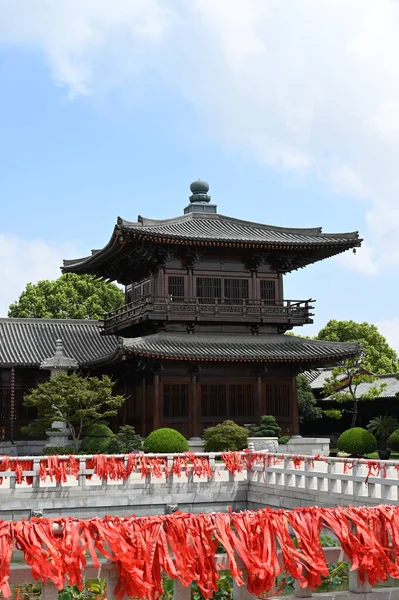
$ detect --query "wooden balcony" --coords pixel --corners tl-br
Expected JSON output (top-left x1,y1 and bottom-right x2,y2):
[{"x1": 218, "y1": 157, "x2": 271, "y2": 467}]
[{"x1": 103, "y1": 296, "x2": 314, "y2": 333}]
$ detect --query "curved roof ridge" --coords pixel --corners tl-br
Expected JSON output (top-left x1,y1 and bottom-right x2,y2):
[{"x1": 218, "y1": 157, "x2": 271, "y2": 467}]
[
  {"x1": 118, "y1": 213, "x2": 328, "y2": 236},
  {"x1": 115, "y1": 332, "x2": 360, "y2": 364},
  {"x1": 0, "y1": 317, "x2": 102, "y2": 325}
]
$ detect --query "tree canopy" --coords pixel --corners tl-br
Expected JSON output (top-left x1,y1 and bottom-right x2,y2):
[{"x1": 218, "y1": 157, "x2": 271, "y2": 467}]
[
  {"x1": 297, "y1": 375, "x2": 322, "y2": 423},
  {"x1": 323, "y1": 361, "x2": 386, "y2": 428},
  {"x1": 22, "y1": 372, "x2": 126, "y2": 450},
  {"x1": 8, "y1": 274, "x2": 124, "y2": 320},
  {"x1": 316, "y1": 320, "x2": 398, "y2": 374}
]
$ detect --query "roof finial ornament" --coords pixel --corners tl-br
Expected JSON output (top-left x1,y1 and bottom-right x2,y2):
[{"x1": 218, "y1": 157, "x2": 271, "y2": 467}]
[
  {"x1": 189, "y1": 179, "x2": 211, "y2": 204},
  {"x1": 54, "y1": 338, "x2": 64, "y2": 357}
]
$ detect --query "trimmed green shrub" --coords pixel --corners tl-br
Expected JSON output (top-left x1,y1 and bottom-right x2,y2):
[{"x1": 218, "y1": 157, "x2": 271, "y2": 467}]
[
  {"x1": 80, "y1": 423, "x2": 114, "y2": 453},
  {"x1": 337, "y1": 427, "x2": 377, "y2": 456},
  {"x1": 42, "y1": 446, "x2": 75, "y2": 455},
  {"x1": 84, "y1": 423, "x2": 114, "y2": 438},
  {"x1": 388, "y1": 429, "x2": 399, "y2": 451},
  {"x1": 278, "y1": 436, "x2": 290, "y2": 445},
  {"x1": 143, "y1": 428, "x2": 189, "y2": 453},
  {"x1": 203, "y1": 420, "x2": 248, "y2": 452},
  {"x1": 249, "y1": 415, "x2": 281, "y2": 438},
  {"x1": 107, "y1": 425, "x2": 142, "y2": 454}
]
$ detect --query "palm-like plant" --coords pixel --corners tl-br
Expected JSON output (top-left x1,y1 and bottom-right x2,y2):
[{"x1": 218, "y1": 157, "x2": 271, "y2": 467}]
[{"x1": 367, "y1": 415, "x2": 399, "y2": 450}]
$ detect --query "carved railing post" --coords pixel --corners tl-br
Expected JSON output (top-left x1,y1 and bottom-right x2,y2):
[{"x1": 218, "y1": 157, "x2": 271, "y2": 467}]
[{"x1": 173, "y1": 580, "x2": 191, "y2": 600}]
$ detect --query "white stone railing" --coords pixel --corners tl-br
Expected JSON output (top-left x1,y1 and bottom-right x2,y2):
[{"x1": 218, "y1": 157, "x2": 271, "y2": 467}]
[
  {"x1": 1, "y1": 452, "x2": 399, "y2": 510},
  {"x1": 7, "y1": 546, "x2": 399, "y2": 600},
  {"x1": 248, "y1": 454, "x2": 399, "y2": 507},
  {"x1": 0, "y1": 452, "x2": 244, "y2": 489}
]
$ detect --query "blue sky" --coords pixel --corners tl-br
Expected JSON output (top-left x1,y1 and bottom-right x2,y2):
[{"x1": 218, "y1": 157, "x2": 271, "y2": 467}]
[{"x1": 0, "y1": 1, "x2": 398, "y2": 348}]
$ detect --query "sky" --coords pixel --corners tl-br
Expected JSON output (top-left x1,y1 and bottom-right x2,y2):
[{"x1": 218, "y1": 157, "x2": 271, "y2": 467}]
[{"x1": 0, "y1": 0, "x2": 399, "y2": 348}]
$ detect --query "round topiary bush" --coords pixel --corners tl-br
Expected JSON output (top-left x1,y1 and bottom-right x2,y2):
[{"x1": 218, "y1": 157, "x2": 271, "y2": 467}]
[
  {"x1": 388, "y1": 429, "x2": 399, "y2": 451},
  {"x1": 337, "y1": 427, "x2": 377, "y2": 457},
  {"x1": 203, "y1": 420, "x2": 248, "y2": 452},
  {"x1": 143, "y1": 428, "x2": 189, "y2": 453},
  {"x1": 80, "y1": 423, "x2": 115, "y2": 453}
]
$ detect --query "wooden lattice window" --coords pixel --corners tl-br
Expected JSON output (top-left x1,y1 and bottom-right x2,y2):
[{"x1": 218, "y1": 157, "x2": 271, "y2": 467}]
[
  {"x1": 168, "y1": 276, "x2": 184, "y2": 301},
  {"x1": 163, "y1": 384, "x2": 189, "y2": 418},
  {"x1": 229, "y1": 384, "x2": 255, "y2": 417},
  {"x1": 266, "y1": 383, "x2": 291, "y2": 417},
  {"x1": 260, "y1": 280, "x2": 276, "y2": 304},
  {"x1": 200, "y1": 383, "x2": 255, "y2": 418},
  {"x1": 201, "y1": 384, "x2": 226, "y2": 417},
  {"x1": 196, "y1": 278, "x2": 222, "y2": 304},
  {"x1": 224, "y1": 279, "x2": 249, "y2": 304}
]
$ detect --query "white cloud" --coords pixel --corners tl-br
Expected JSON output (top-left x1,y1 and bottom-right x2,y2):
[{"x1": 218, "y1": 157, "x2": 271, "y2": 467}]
[
  {"x1": 377, "y1": 318, "x2": 399, "y2": 354},
  {"x1": 1, "y1": 1, "x2": 399, "y2": 267},
  {"x1": 0, "y1": 235, "x2": 76, "y2": 317},
  {"x1": 334, "y1": 243, "x2": 378, "y2": 276}
]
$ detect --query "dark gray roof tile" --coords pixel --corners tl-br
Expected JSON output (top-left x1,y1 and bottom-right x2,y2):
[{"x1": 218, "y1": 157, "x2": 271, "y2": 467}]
[
  {"x1": 322, "y1": 373, "x2": 399, "y2": 400},
  {"x1": 0, "y1": 318, "x2": 118, "y2": 367},
  {"x1": 119, "y1": 333, "x2": 359, "y2": 364},
  {"x1": 118, "y1": 213, "x2": 361, "y2": 246}
]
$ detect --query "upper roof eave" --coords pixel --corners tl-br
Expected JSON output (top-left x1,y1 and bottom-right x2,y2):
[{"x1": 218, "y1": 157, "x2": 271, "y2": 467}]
[{"x1": 62, "y1": 211, "x2": 362, "y2": 276}]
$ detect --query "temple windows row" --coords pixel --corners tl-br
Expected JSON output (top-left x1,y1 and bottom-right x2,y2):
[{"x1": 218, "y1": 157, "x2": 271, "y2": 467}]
[
  {"x1": 126, "y1": 275, "x2": 279, "y2": 304},
  {"x1": 162, "y1": 382, "x2": 291, "y2": 421}
]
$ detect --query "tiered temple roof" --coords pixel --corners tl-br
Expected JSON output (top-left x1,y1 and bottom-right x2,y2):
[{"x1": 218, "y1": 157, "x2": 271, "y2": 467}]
[
  {"x1": 63, "y1": 212, "x2": 362, "y2": 280},
  {"x1": 0, "y1": 319, "x2": 359, "y2": 368}
]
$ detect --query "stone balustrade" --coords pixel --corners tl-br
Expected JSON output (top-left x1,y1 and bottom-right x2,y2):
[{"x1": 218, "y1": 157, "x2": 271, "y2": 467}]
[
  {"x1": 248, "y1": 454, "x2": 399, "y2": 509},
  {"x1": 7, "y1": 546, "x2": 399, "y2": 600},
  {"x1": 0, "y1": 452, "x2": 399, "y2": 519}
]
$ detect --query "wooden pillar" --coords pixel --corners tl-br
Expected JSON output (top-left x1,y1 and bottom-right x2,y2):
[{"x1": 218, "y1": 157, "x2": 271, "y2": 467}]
[
  {"x1": 256, "y1": 373, "x2": 262, "y2": 420},
  {"x1": 10, "y1": 367, "x2": 15, "y2": 443},
  {"x1": 251, "y1": 270, "x2": 257, "y2": 300},
  {"x1": 141, "y1": 376, "x2": 146, "y2": 437},
  {"x1": 291, "y1": 374, "x2": 300, "y2": 435},
  {"x1": 122, "y1": 366, "x2": 128, "y2": 426},
  {"x1": 153, "y1": 373, "x2": 161, "y2": 431},
  {"x1": 160, "y1": 266, "x2": 166, "y2": 297},
  {"x1": 188, "y1": 268, "x2": 193, "y2": 298},
  {"x1": 190, "y1": 371, "x2": 200, "y2": 437}
]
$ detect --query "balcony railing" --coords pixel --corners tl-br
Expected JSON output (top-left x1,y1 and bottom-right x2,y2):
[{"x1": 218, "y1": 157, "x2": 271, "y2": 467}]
[{"x1": 103, "y1": 296, "x2": 314, "y2": 332}]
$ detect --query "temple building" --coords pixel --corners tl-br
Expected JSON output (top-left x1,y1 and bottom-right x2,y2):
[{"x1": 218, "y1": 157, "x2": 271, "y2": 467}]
[
  {"x1": 0, "y1": 180, "x2": 362, "y2": 441},
  {"x1": 60, "y1": 179, "x2": 360, "y2": 437}
]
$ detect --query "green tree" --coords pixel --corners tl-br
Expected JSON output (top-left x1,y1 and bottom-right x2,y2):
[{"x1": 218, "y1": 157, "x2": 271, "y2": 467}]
[
  {"x1": 297, "y1": 375, "x2": 322, "y2": 423},
  {"x1": 8, "y1": 274, "x2": 124, "y2": 320},
  {"x1": 316, "y1": 320, "x2": 398, "y2": 374},
  {"x1": 22, "y1": 372, "x2": 126, "y2": 450},
  {"x1": 367, "y1": 415, "x2": 399, "y2": 451},
  {"x1": 323, "y1": 361, "x2": 387, "y2": 428}
]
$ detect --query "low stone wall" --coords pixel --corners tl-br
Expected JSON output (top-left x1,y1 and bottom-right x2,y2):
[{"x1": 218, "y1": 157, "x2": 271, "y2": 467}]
[
  {"x1": 286, "y1": 436, "x2": 330, "y2": 456},
  {"x1": 0, "y1": 441, "x2": 46, "y2": 456}
]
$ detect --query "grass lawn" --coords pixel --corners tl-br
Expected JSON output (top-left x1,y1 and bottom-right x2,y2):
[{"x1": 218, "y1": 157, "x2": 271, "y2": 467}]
[{"x1": 365, "y1": 451, "x2": 399, "y2": 460}]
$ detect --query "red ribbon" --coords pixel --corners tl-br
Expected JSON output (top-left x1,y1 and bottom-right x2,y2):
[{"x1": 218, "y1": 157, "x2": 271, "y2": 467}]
[{"x1": 2, "y1": 505, "x2": 399, "y2": 599}]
